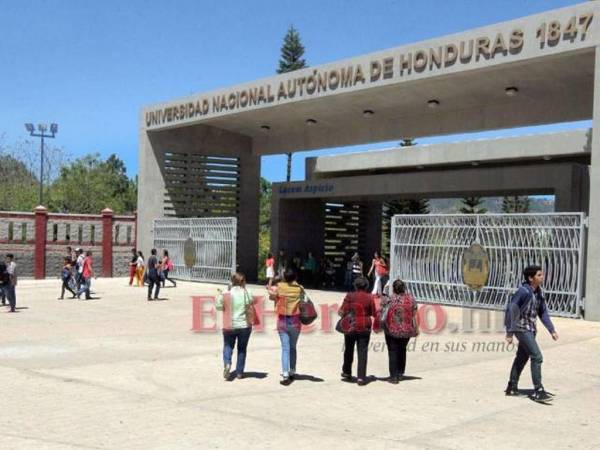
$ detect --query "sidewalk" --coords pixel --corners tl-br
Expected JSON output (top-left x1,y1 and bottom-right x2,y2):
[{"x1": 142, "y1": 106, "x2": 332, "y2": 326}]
[{"x1": 1, "y1": 278, "x2": 599, "y2": 449}]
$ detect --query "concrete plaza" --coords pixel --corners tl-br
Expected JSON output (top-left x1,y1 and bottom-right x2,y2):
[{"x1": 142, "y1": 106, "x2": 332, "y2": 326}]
[{"x1": 1, "y1": 278, "x2": 599, "y2": 449}]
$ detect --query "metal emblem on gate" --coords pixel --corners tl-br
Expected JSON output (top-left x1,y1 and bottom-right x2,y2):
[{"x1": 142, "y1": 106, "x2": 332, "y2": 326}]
[
  {"x1": 184, "y1": 237, "x2": 196, "y2": 268},
  {"x1": 462, "y1": 243, "x2": 490, "y2": 291}
]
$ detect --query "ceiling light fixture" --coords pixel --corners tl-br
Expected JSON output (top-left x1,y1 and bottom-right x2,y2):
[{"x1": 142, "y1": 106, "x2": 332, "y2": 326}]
[
  {"x1": 363, "y1": 109, "x2": 374, "y2": 117},
  {"x1": 427, "y1": 99, "x2": 440, "y2": 109},
  {"x1": 306, "y1": 118, "x2": 317, "y2": 125},
  {"x1": 505, "y1": 86, "x2": 519, "y2": 97},
  {"x1": 260, "y1": 125, "x2": 271, "y2": 132}
]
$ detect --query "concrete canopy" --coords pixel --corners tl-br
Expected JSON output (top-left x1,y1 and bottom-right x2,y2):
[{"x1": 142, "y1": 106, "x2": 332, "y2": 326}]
[{"x1": 142, "y1": 2, "x2": 599, "y2": 154}]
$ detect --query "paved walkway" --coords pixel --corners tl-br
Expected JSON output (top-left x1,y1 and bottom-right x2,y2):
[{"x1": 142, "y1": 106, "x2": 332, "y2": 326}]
[{"x1": 1, "y1": 278, "x2": 599, "y2": 449}]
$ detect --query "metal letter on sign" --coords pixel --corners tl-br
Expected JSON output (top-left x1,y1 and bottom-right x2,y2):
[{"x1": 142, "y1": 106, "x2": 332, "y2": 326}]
[{"x1": 462, "y1": 243, "x2": 489, "y2": 291}]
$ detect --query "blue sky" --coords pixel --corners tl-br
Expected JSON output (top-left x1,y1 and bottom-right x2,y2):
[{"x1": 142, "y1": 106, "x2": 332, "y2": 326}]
[{"x1": 0, "y1": 0, "x2": 588, "y2": 182}]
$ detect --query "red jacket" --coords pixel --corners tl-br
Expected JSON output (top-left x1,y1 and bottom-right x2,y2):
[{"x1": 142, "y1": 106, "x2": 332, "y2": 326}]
[{"x1": 339, "y1": 291, "x2": 378, "y2": 333}]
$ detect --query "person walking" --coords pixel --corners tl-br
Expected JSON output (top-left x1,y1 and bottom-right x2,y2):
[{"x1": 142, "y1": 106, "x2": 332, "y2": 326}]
[
  {"x1": 215, "y1": 272, "x2": 254, "y2": 380},
  {"x1": 265, "y1": 252, "x2": 275, "y2": 287},
  {"x1": 161, "y1": 250, "x2": 176, "y2": 287},
  {"x1": 59, "y1": 257, "x2": 77, "y2": 299},
  {"x1": 277, "y1": 249, "x2": 287, "y2": 278},
  {"x1": 367, "y1": 251, "x2": 388, "y2": 296},
  {"x1": 380, "y1": 279, "x2": 419, "y2": 384},
  {"x1": 74, "y1": 248, "x2": 85, "y2": 289},
  {"x1": 338, "y1": 276, "x2": 378, "y2": 386},
  {"x1": 270, "y1": 268, "x2": 303, "y2": 385},
  {"x1": 0, "y1": 261, "x2": 8, "y2": 308},
  {"x1": 5, "y1": 254, "x2": 17, "y2": 312},
  {"x1": 65, "y1": 246, "x2": 73, "y2": 264},
  {"x1": 146, "y1": 249, "x2": 161, "y2": 300},
  {"x1": 128, "y1": 248, "x2": 137, "y2": 286},
  {"x1": 135, "y1": 251, "x2": 145, "y2": 287},
  {"x1": 351, "y1": 253, "x2": 363, "y2": 287},
  {"x1": 504, "y1": 265, "x2": 559, "y2": 403},
  {"x1": 76, "y1": 251, "x2": 93, "y2": 300}
]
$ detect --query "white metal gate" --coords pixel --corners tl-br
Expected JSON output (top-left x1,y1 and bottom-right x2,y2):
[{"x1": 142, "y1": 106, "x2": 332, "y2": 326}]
[
  {"x1": 153, "y1": 217, "x2": 236, "y2": 284},
  {"x1": 390, "y1": 214, "x2": 586, "y2": 318}
]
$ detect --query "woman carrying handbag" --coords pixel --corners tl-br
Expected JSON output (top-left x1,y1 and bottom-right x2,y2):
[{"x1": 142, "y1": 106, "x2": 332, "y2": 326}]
[
  {"x1": 380, "y1": 279, "x2": 419, "y2": 384},
  {"x1": 338, "y1": 276, "x2": 378, "y2": 386},
  {"x1": 216, "y1": 272, "x2": 256, "y2": 380}
]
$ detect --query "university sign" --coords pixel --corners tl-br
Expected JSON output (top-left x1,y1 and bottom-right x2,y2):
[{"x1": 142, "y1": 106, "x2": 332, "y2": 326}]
[{"x1": 145, "y1": 10, "x2": 594, "y2": 129}]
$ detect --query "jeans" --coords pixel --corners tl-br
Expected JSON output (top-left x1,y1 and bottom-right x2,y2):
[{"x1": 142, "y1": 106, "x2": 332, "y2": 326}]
[
  {"x1": 147, "y1": 276, "x2": 160, "y2": 299},
  {"x1": 5, "y1": 285, "x2": 16, "y2": 311},
  {"x1": 76, "y1": 277, "x2": 91, "y2": 299},
  {"x1": 278, "y1": 315, "x2": 301, "y2": 376},
  {"x1": 510, "y1": 331, "x2": 544, "y2": 391},
  {"x1": 385, "y1": 334, "x2": 410, "y2": 378},
  {"x1": 162, "y1": 269, "x2": 176, "y2": 287},
  {"x1": 343, "y1": 331, "x2": 371, "y2": 380},
  {"x1": 223, "y1": 327, "x2": 252, "y2": 374}
]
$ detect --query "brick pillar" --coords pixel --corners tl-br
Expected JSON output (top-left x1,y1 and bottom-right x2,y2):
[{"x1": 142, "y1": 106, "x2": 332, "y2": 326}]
[
  {"x1": 34, "y1": 205, "x2": 48, "y2": 279},
  {"x1": 101, "y1": 208, "x2": 114, "y2": 277}
]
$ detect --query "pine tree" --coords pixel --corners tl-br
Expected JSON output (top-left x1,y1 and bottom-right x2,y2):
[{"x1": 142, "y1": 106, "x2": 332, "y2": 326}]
[
  {"x1": 502, "y1": 196, "x2": 530, "y2": 213},
  {"x1": 277, "y1": 26, "x2": 307, "y2": 74},
  {"x1": 460, "y1": 197, "x2": 487, "y2": 214},
  {"x1": 277, "y1": 26, "x2": 308, "y2": 182}
]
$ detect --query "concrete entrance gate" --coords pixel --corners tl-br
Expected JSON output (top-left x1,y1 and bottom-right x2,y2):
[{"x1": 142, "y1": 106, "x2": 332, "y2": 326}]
[{"x1": 138, "y1": 2, "x2": 600, "y2": 320}]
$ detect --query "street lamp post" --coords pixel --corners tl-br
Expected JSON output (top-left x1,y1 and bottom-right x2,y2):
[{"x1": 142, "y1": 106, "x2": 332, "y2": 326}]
[{"x1": 25, "y1": 123, "x2": 58, "y2": 206}]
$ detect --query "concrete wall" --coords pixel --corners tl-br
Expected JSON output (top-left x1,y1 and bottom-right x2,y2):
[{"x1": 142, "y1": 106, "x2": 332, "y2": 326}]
[{"x1": 138, "y1": 124, "x2": 260, "y2": 279}]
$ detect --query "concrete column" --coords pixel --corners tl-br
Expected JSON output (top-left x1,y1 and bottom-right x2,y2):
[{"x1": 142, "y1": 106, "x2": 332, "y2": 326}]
[
  {"x1": 34, "y1": 205, "x2": 48, "y2": 279},
  {"x1": 362, "y1": 202, "x2": 383, "y2": 264},
  {"x1": 584, "y1": 46, "x2": 600, "y2": 320},
  {"x1": 101, "y1": 208, "x2": 113, "y2": 277},
  {"x1": 554, "y1": 164, "x2": 589, "y2": 212},
  {"x1": 272, "y1": 198, "x2": 325, "y2": 260},
  {"x1": 137, "y1": 128, "x2": 165, "y2": 256},
  {"x1": 238, "y1": 152, "x2": 260, "y2": 281}
]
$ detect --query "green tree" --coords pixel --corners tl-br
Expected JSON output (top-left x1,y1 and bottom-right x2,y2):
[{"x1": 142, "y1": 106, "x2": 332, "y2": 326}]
[
  {"x1": 277, "y1": 26, "x2": 307, "y2": 74},
  {"x1": 502, "y1": 196, "x2": 530, "y2": 213},
  {"x1": 0, "y1": 154, "x2": 38, "y2": 211},
  {"x1": 277, "y1": 25, "x2": 308, "y2": 182},
  {"x1": 460, "y1": 197, "x2": 487, "y2": 214},
  {"x1": 257, "y1": 177, "x2": 272, "y2": 281},
  {"x1": 48, "y1": 153, "x2": 137, "y2": 214}
]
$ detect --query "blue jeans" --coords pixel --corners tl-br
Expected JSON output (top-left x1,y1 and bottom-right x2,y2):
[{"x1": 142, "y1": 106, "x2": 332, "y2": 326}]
[
  {"x1": 76, "y1": 277, "x2": 91, "y2": 299},
  {"x1": 278, "y1": 315, "x2": 301, "y2": 376},
  {"x1": 223, "y1": 327, "x2": 252, "y2": 374},
  {"x1": 510, "y1": 331, "x2": 544, "y2": 390}
]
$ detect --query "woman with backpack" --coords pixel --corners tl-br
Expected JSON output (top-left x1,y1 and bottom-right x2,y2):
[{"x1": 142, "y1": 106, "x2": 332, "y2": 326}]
[
  {"x1": 380, "y1": 279, "x2": 419, "y2": 384},
  {"x1": 161, "y1": 249, "x2": 176, "y2": 287},
  {"x1": 216, "y1": 272, "x2": 254, "y2": 380},
  {"x1": 338, "y1": 276, "x2": 378, "y2": 386},
  {"x1": 269, "y1": 268, "x2": 304, "y2": 386}
]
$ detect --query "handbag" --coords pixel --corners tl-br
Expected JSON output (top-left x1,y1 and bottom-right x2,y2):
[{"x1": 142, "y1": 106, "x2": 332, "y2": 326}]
[
  {"x1": 244, "y1": 289, "x2": 260, "y2": 327},
  {"x1": 299, "y1": 287, "x2": 318, "y2": 325},
  {"x1": 335, "y1": 308, "x2": 356, "y2": 334}
]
